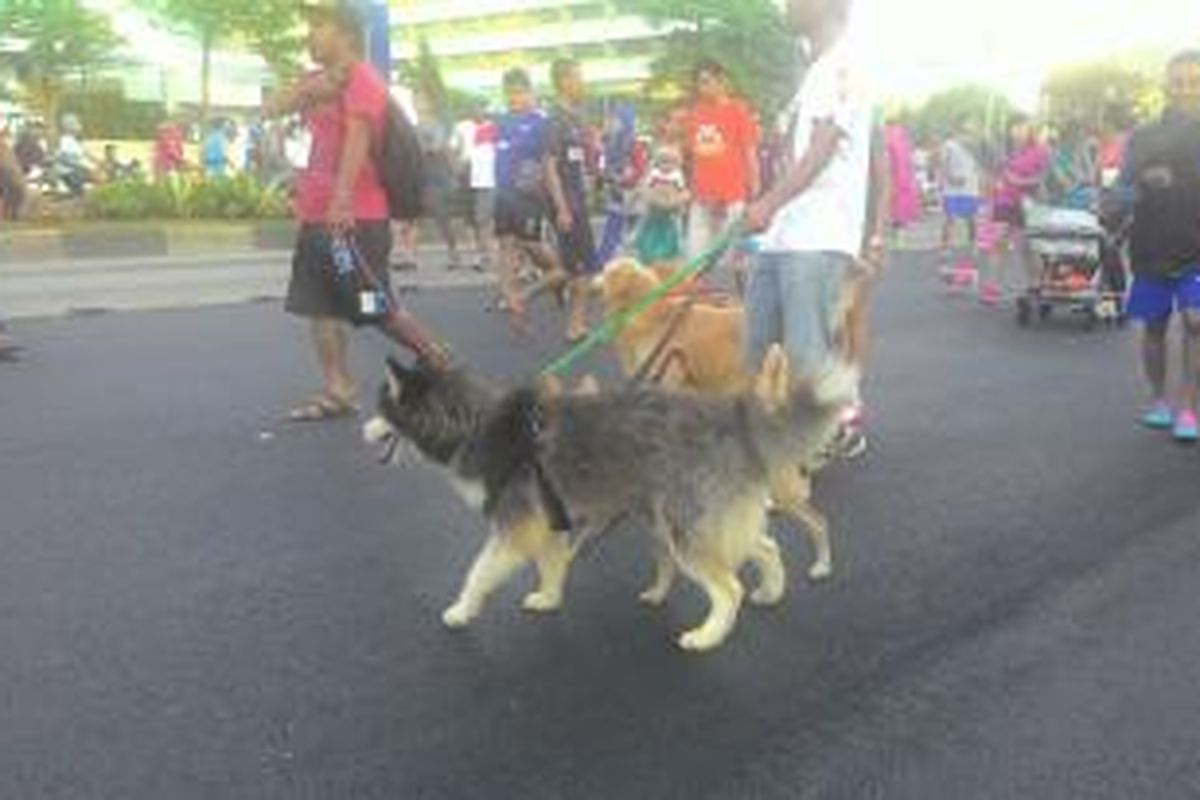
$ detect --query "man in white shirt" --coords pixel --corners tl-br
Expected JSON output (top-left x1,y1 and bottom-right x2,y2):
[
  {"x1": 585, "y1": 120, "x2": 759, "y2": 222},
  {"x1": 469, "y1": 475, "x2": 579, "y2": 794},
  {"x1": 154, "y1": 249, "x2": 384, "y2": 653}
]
[
  {"x1": 452, "y1": 106, "x2": 498, "y2": 273},
  {"x1": 745, "y1": 0, "x2": 881, "y2": 387},
  {"x1": 939, "y1": 115, "x2": 983, "y2": 269}
]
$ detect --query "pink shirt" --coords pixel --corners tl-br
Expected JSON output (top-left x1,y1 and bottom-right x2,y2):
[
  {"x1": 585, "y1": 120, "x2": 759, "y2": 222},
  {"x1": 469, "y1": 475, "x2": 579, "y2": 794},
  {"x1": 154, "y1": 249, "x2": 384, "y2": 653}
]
[
  {"x1": 295, "y1": 62, "x2": 389, "y2": 223},
  {"x1": 994, "y1": 141, "x2": 1050, "y2": 213}
]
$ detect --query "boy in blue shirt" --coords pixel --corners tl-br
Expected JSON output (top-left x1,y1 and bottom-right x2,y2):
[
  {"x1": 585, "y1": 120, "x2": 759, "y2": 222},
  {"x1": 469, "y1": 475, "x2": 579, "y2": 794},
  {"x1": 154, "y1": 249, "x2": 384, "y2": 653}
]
[{"x1": 494, "y1": 68, "x2": 564, "y2": 330}]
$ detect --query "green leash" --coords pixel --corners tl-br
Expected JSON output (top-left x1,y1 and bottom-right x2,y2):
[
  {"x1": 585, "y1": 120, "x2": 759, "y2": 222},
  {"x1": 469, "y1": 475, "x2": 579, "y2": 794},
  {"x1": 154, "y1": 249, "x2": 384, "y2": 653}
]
[{"x1": 540, "y1": 224, "x2": 744, "y2": 378}]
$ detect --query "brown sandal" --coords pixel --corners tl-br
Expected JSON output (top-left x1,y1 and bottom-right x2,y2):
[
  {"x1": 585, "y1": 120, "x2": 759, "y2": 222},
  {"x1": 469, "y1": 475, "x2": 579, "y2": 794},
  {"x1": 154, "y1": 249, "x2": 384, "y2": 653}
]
[{"x1": 286, "y1": 392, "x2": 359, "y2": 423}]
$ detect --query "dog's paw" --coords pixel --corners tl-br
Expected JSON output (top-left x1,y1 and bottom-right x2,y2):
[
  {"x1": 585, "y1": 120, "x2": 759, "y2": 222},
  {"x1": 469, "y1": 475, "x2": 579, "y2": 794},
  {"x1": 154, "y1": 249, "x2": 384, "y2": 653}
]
[
  {"x1": 677, "y1": 627, "x2": 726, "y2": 653},
  {"x1": 808, "y1": 561, "x2": 833, "y2": 582},
  {"x1": 638, "y1": 586, "x2": 670, "y2": 606},
  {"x1": 441, "y1": 603, "x2": 475, "y2": 629},
  {"x1": 750, "y1": 584, "x2": 786, "y2": 607},
  {"x1": 521, "y1": 592, "x2": 562, "y2": 613}
]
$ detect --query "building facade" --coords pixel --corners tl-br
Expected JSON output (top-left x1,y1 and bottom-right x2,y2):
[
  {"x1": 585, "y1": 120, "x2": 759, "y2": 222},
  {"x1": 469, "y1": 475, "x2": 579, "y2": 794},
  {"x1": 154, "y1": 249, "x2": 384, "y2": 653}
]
[{"x1": 392, "y1": 0, "x2": 671, "y2": 98}]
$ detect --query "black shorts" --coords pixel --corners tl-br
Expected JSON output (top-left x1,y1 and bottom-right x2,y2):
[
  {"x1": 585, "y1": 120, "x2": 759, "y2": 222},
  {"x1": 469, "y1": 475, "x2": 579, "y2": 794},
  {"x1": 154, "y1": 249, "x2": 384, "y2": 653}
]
[
  {"x1": 555, "y1": 212, "x2": 598, "y2": 276},
  {"x1": 994, "y1": 201, "x2": 1025, "y2": 228},
  {"x1": 285, "y1": 221, "x2": 393, "y2": 326},
  {"x1": 494, "y1": 189, "x2": 544, "y2": 243}
]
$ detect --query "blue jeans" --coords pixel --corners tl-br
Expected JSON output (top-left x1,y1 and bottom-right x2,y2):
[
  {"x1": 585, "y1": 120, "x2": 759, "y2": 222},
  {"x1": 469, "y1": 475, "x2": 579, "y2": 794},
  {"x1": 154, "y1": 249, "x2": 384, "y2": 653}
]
[{"x1": 745, "y1": 251, "x2": 854, "y2": 377}]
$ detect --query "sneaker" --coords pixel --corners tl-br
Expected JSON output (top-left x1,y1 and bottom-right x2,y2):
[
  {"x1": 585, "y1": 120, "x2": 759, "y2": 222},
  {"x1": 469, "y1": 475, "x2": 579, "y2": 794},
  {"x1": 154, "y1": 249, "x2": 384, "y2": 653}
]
[
  {"x1": 834, "y1": 405, "x2": 869, "y2": 460},
  {"x1": 979, "y1": 281, "x2": 1003, "y2": 307},
  {"x1": 1173, "y1": 409, "x2": 1199, "y2": 443},
  {"x1": 1141, "y1": 401, "x2": 1175, "y2": 430}
]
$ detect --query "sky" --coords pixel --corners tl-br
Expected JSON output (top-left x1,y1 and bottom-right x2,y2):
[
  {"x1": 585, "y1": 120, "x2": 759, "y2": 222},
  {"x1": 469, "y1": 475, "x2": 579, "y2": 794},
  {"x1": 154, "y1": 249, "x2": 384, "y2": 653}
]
[{"x1": 851, "y1": 0, "x2": 1200, "y2": 107}]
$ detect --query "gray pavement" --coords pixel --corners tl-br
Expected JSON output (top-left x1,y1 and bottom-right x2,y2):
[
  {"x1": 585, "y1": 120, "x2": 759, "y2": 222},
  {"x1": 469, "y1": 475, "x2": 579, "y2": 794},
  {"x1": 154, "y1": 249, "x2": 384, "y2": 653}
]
[
  {"x1": 2, "y1": 253, "x2": 1200, "y2": 799},
  {"x1": 0, "y1": 250, "x2": 494, "y2": 320}
]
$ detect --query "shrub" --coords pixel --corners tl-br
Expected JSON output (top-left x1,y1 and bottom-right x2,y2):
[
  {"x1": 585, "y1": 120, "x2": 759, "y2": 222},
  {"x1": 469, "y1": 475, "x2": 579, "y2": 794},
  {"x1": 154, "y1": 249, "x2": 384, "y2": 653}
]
[{"x1": 85, "y1": 174, "x2": 291, "y2": 221}]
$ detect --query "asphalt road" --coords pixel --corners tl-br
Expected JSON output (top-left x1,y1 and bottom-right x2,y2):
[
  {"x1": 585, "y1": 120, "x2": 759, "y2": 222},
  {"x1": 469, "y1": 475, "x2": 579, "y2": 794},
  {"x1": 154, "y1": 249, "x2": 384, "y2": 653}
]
[
  {"x1": 2, "y1": 253, "x2": 1200, "y2": 800},
  {"x1": 0, "y1": 250, "x2": 491, "y2": 320}
]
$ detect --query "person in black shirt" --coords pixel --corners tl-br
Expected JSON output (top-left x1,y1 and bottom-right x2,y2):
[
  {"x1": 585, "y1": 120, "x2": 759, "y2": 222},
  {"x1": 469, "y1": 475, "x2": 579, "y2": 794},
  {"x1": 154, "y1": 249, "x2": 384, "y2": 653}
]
[
  {"x1": 545, "y1": 58, "x2": 597, "y2": 343},
  {"x1": 1122, "y1": 51, "x2": 1200, "y2": 443}
]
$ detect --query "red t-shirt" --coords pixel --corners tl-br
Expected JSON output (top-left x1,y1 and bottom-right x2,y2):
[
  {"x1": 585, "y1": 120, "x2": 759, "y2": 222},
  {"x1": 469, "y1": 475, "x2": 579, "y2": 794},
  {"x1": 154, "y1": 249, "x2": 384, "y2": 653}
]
[
  {"x1": 295, "y1": 62, "x2": 389, "y2": 223},
  {"x1": 688, "y1": 99, "x2": 759, "y2": 205}
]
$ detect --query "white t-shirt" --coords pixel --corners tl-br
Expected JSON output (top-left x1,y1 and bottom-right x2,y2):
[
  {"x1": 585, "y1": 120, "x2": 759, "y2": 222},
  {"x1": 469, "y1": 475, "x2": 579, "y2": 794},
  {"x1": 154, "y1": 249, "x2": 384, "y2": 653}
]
[
  {"x1": 760, "y1": 31, "x2": 874, "y2": 256},
  {"x1": 940, "y1": 137, "x2": 981, "y2": 198},
  {"x1": 454, "y1": 119, "x2": 497, "y2": 191}
]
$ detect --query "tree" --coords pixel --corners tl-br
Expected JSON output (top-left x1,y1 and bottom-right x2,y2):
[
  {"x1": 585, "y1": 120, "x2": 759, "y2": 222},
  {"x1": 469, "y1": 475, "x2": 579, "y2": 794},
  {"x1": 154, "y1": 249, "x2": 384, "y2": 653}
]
[
  {"x1": 135, "y1": 0, "x2": 300, "y2": 123},
  {"x1": 1043, "y1": 60, "x2": 1155, "y2": 130},
  {"x1": 910, "y1": 84, "x2": 1015, "y2": 144},
  {"x1": 614, "y1": 0, "x2": 799, "y2": 116},
  {"x1": 243, "y1": 0, "x2": 305, "y2": 83},
  {"x1": 0, "y1": 0, "x2": 124, "y2": 139}
]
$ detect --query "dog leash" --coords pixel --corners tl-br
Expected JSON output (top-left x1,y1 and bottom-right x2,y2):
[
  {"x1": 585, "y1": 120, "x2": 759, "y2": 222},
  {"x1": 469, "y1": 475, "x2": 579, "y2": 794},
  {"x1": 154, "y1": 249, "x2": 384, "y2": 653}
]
[{"x1": 539, "y1": 221, "x2": 745, "y2": 379}]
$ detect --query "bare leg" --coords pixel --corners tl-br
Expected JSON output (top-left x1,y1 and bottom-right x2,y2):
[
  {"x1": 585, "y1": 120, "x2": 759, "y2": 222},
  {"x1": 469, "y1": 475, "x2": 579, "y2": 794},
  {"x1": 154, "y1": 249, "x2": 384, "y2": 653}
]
[
  {"x1": 1180, "y1": 310, "x2": 1200, "y2": 412},
  {"x1": 1142, "y1": 320, "x2": 1170, "y2": 403},
  {"x1": 312, "y1": 318, "x2": 354, "y2": 400},
  {"x1": 442, "y1": 533, "x2": 529, "y2": 628},
  {"x1": 566, "y1": 276, "x2": 590, "y2": 341},
  {"x1": 394, "y1": 220, "x2": 419, "y2": 269},
  {"x1": 432, "y1": 197, "x2": 462, "y2": 269}
]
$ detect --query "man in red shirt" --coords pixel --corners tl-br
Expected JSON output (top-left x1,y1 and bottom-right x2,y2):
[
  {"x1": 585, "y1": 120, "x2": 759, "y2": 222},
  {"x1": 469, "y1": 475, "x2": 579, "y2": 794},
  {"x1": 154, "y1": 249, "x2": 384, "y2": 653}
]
[
  {"x1": 686, "y1": 60, "x2": 761, "y2": 277},
  {"x1": 267, "y1": 0, "x2": 447, "y2": 421}
]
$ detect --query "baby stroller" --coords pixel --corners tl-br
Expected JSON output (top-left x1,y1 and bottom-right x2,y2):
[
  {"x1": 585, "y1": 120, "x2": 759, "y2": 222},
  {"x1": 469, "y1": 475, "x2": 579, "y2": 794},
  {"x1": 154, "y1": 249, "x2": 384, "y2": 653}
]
[{"x1": 1016, "y1": 200, "x2": 1118, "y2": 330}]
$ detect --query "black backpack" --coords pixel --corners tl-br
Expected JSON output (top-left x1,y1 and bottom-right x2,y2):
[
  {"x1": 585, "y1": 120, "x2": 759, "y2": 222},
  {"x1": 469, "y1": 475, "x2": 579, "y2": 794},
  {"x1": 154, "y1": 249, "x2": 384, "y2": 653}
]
[{"x1": 375, "y1": 99, "x2": 424, "y2": 221}]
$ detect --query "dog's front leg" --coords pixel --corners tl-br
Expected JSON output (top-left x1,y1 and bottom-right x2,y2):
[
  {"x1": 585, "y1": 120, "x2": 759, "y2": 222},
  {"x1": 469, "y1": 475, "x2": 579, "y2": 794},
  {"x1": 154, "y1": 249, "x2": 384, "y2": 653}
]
[
  {"x1": 638, "y1": 541, "x2": 677, "y2": 606},
  {"x1": 675, "y1": 553, "x2": 744, "y2": 652},
  {"x1": 443, "y1": 532, "x2": 528, "y2": 628},
  {"x1": 524, "y1": 531, "x2": 573, "y2": 613},
  {"x1": 771, "y1": 467, "x2": 833, "y2": 581},
  {"x1": 748, "y1": 533, "x2": 787, "y2": 606}
]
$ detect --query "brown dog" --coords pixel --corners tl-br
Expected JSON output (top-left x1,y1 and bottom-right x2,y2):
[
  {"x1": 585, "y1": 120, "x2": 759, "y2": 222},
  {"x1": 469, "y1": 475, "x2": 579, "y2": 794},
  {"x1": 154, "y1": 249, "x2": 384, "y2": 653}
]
[
  {"x1": 593, "y1": 257, "x2": 840, "y2": 580},
  {"x1": 593, "y1": 259, "x2": 747, "y2": 395}
]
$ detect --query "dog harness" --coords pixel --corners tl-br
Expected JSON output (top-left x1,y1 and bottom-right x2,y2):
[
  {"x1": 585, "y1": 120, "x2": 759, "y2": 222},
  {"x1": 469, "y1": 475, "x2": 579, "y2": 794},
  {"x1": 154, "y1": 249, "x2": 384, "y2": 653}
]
[{"x1": 522, "y1": 400, "x2": 575, "y2": 534}]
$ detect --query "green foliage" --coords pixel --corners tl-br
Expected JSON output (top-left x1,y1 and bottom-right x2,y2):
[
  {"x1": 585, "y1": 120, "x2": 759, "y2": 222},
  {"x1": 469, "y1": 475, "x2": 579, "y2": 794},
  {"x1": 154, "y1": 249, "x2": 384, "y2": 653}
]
[
  {"x1": 85, "y1": 174, "x2": 290, "y2": 221},
  {"x1": 60, "y1": 87, "x2": 165, "y2": 140},
  {"x1": 402, "y1": 38, "x2": 450, "y2": 117},
  {"x1": 134, "y1": 0, "x2": 301, "y2": 118},
  {"x1": 0, "y1": 0, "x2": 124, "y2": 136},
  {"x1": 614, "y1": 0, "x2": 799, "y2": 116},
  {"x1": 1043, "y1": 60, "x2": 1155, "y2": 129},
  {"x1": 908, "y1": 84, "x2": 1015, "y2": 143}
]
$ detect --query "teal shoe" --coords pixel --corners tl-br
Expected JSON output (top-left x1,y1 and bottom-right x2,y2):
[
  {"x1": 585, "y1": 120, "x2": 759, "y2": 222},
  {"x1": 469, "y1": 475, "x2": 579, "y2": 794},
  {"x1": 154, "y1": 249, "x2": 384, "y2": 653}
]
[{"x1": 1141, "y1": 401, "x2": 1174, "y2": 430}]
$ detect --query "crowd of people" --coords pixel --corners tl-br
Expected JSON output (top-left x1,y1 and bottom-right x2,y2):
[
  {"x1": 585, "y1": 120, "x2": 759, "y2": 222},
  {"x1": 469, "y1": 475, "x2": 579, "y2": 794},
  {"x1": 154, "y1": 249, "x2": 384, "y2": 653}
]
[
  {"x1": 3, "y1": 0, "x2": 1198, "y2": 454},
  {"x1": 258, "y1": 0, "x2": 887, "y2": 451}
]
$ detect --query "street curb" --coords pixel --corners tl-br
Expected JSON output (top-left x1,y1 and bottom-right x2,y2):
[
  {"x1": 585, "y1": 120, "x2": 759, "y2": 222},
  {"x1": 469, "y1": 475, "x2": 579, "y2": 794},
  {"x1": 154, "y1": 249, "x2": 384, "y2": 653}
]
[{"x1": 1, "y1": 221, "x2": 298, "y2": 263}]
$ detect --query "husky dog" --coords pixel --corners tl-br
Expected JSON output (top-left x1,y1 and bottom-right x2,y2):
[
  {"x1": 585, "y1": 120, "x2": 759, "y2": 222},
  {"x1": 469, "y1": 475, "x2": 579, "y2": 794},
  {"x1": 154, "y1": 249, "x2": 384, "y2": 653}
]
[{"x1": 364, "y1": 346, "x2": 852, "y2": 652}]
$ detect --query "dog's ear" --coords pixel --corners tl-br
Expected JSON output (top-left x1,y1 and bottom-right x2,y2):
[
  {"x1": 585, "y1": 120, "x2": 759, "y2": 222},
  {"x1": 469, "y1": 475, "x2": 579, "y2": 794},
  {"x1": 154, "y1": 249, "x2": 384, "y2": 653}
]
[
  {"x1": 576, "y1": 375, "x2": 600, "y2": 396},
  {"x1": 755, "y1": 344, "x2": 791, "y2": 412},
  {"x1": 537, "y1": 374, "x2": 564, "y2": 398}
]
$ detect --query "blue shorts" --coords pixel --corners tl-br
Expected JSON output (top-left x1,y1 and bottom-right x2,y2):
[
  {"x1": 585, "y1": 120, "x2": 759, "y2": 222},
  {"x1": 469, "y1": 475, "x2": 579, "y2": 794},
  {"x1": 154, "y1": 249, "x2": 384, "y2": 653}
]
[
  {"x1": 745, "y1": 250, "x2": 854, "y2": 377},
  {"x1": 943, "y1": 195, "x2": 980, "y2": 220},
  {"x1": 1126, "y1": 268, "x2": 1200, "y2": 324}
]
